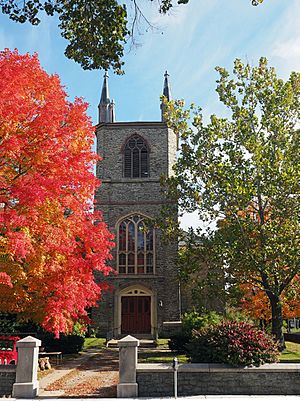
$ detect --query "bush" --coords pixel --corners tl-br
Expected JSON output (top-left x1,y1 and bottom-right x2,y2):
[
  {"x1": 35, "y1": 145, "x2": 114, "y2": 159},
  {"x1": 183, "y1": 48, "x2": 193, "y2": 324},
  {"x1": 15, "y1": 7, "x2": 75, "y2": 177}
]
[
  {"x1": 0, "y1": 314, "x2": 39, "y2": 335},
  {"x1": 169, "y1": 333, "x2": 191, "y2": 352},
  {"x1": 182, "y1": 311, "x2": 222, "y2": 334},
  {"x1": 41, "y1": 334, "x2": 85, "y2": 354},
  {"x1": 187, "y1": 320, "x2": 280, "y2": 367},
  {"x1": 169, "y1": 310, "x2": 222, "y2": 352}
]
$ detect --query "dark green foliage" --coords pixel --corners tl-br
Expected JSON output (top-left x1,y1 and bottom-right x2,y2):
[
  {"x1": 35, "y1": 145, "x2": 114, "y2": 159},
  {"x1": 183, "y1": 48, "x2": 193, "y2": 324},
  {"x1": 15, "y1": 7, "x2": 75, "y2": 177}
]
[
  {"x1": 0, "y1": 314, "x2": 19, "y2": 334},
  {"x1": 59, "y1": 0, "x2": 128, "y2": 72},
  {"x1": 0, "y1": 0, "x2": 189, "y2": 72},
  {"x1": 169, "y1": 333, "x2": 190, "y2": 352},
  {"x1": 41, "y1": 333, "x2": 85, "y2": 354},
  {"x1": 0, "y1": 313, "x2": 39, "y2": 335},
  {"x1": 187, "y1": 321, "x2": 280, "y2": 366},
  {"x1": 0, "y1": 314, "x2": 84, "y2": 353},
  {"x1": 182, "y1": 310, "x2": 221, "y2": 334},
  {"x1": 169, "y1": 310, "x2": 222, "y2": 352}
]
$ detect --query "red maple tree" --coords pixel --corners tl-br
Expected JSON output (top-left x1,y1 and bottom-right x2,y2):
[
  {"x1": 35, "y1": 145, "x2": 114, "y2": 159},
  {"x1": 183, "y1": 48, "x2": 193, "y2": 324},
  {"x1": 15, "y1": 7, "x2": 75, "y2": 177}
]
[{"x1": 0, "y1": 49, "x2": 113, "y2": 336}]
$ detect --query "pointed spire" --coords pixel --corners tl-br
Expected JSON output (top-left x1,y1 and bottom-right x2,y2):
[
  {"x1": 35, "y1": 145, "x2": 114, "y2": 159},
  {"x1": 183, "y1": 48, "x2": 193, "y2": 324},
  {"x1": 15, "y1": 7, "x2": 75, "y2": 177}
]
[
  {"x1": 163, "y1": 70, "x2": 172, "y2": 101},
  {"x1": 161, "y1": 70, "x2": 172, "y2": 122},
  {"x1": 98, "y1": 71, "x2": 115, "y2": 123},
  {"x1": 100, "y1": 71, "x2": 110, "y2": 104}
]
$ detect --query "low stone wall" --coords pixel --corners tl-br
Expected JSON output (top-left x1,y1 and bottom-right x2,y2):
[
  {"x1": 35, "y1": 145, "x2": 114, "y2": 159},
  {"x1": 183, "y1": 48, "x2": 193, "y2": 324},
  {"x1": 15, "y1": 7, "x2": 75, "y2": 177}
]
[
  {"x1": 161, "y1": 321, "x2": 182, "y2": 337},
  {"x1": 136, "y1": 363, "x2": 300, "y2": 397},
  {"x1": 0, "y1": 365, "x2": 16, "y2": 397}
]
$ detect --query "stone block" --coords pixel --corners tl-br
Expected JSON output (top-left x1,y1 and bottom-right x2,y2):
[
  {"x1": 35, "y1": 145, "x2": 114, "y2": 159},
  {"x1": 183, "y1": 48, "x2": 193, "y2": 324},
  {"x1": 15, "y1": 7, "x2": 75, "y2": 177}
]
[
  {"x1": 13, "y1": 336, "x2": 41, "y2": 398},
  {"x1": 117, "y1": 383, "x2": 138, "y2": 398},
  {"x1": 13, "y1": 382, "x2": 39, "y2": 398}
]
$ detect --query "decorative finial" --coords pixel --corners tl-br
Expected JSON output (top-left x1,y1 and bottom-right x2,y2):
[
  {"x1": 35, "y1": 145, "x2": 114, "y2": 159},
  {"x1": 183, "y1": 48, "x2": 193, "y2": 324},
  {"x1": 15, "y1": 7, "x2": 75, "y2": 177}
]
[{"x1": 98, "y1": 71, "x2": 115, "y2": 123}]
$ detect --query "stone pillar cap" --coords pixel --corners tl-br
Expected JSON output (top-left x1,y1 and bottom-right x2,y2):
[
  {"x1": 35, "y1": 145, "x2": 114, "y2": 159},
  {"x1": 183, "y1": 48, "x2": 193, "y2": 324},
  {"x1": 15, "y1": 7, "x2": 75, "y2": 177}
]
[
  {"x1": 17, "y1": 336, "x2": 41, "y2": 348},
  {"x1": 118, "y1": 335, "x2": 140, "y2": 347}
]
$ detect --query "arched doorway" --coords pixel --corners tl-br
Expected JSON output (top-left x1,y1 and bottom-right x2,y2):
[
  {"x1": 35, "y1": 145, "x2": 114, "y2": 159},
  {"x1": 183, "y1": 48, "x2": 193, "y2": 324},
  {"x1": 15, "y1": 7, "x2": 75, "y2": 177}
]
[{"x1": 116, "y1": 286, "x2": 156, "y2": 336}]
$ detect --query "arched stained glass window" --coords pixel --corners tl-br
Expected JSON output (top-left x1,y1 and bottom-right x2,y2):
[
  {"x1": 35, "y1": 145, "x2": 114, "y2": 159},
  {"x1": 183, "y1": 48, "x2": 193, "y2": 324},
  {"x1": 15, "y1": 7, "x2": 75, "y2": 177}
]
[
  {"x1": 124, "y1": 135, "x2": 149, "y2": 178},
  {"x1": 117, "y1": 214, "x2": 155, "y2": 274}
]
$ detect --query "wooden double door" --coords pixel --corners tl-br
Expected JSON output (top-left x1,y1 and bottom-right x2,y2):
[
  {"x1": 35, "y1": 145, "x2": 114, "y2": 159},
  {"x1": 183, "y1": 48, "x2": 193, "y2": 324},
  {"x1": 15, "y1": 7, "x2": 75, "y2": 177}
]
[{"x1": 121, "y1": 296, "x2": 151, "y2": 334}]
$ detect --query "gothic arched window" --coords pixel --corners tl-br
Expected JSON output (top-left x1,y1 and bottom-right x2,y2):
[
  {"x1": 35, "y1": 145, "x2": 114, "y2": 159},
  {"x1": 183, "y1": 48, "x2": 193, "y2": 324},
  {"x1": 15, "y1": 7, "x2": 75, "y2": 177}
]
[
  {"x1": 117, "y1": 214, "x2": 155, "y2": 274},
  {"x1": 124, "y1": 135, "x2": 149, "y2": 178}
]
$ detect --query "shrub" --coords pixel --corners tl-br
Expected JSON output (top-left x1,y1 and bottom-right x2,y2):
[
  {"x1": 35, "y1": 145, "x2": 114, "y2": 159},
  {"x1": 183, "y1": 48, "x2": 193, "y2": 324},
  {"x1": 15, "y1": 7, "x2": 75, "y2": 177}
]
[
  {"x1": 187, "y1": 320, "x2": 280, "y2": 367},
  {"x1": 41, "y1": 334, "x2": 85, "y2": 354},
  {"x1": 169, "y1": 310, "x2": 222, "y2": 352},
  {"x1": 182, "y1": 311, "x2": 222, "y2": 334},
  {"x1": 169, "y1": 333, "x2": 191, "y2": 352},
  {"x1": 224, "y1": 307, "x2": 254, "y2": 323}
]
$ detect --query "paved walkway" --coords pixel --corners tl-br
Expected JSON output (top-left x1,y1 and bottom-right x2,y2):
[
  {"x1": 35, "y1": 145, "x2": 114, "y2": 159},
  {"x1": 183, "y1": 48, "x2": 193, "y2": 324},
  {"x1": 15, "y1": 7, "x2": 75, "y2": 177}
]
[{"x1": 39, "y1": 348, "x2": 119, "y2": 398}]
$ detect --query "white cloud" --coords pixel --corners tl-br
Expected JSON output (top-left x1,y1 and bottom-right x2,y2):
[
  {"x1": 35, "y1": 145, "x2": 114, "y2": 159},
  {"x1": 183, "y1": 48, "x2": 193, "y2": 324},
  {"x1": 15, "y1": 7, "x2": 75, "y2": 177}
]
[
  {"x1": 272, "y1": 37, "x2": 300, "y2": 72},
  {"x1": 270, "y1": 0, "x2": 300, "y2": 74}
]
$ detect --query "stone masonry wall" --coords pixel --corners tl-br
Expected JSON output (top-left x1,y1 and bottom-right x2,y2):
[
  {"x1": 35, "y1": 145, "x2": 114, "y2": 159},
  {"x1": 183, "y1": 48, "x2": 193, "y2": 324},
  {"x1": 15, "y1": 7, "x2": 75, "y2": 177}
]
[
  {"x1": 92, "y1": 122, "x2": 179, "y2": 337},
  {"x1": 0, "y1": 366, "x2": 16, "y2": 397},
  {"x1": 136, "y1": 364, "x2": 300, "y2": 397},
  {"x1": 96, "y1": 122, "x2": 176, "y2": 181}
]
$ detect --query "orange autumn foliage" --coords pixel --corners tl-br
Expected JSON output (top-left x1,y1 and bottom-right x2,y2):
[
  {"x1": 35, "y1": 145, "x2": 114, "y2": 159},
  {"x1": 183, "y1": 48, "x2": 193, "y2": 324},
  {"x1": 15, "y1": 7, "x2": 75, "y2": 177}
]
[
  {"x1": 240, "y1": 280, "x2": 300, "y2": 321},
  {"x1": 0, "y1": 49, "x2": 114, "y2": 336}
]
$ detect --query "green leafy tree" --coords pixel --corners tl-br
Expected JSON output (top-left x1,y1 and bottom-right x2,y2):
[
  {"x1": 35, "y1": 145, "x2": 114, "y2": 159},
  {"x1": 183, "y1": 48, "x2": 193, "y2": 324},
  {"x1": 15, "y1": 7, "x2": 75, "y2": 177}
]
[
  {"x1": 0, "y1": 0, "x2": 262, "y2": 73},
  {"x1": 0, "y1": 0, "x2": 187, "y2": 73},
  {"x1": 162, "y1": 57, "x2": 300, "y2": 349}
]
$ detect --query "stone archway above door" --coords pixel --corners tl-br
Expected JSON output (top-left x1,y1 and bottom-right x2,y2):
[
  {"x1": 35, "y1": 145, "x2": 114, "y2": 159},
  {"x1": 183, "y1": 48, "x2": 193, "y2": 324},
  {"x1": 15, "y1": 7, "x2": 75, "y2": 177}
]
[
  {"x1": 121, "y1": 288, "x2": 150, "y2": 296},
  {"x1": 116, "y1": 285, "x2": 156, "y2": 337}
]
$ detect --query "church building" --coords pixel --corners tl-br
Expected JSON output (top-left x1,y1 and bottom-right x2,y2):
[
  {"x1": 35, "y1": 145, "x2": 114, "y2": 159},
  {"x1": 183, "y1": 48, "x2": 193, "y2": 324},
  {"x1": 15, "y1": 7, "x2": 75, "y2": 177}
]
[{"x1": 92, "y1": 72, "x2": 180, "y2": 339}]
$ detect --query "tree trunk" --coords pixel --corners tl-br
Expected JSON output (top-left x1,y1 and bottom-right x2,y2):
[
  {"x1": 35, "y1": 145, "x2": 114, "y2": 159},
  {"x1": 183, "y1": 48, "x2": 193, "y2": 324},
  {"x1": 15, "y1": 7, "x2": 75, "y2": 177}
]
[{"x1": 268, "y1": 293, "x2": 285, "y2": 351}]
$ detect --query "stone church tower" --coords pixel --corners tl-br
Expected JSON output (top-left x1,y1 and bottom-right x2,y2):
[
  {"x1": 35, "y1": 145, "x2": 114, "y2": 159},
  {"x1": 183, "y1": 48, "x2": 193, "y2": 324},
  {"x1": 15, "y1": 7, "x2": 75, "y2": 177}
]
[{"x1": 93, "y1": 72, "x2": 180, "y2": 338}]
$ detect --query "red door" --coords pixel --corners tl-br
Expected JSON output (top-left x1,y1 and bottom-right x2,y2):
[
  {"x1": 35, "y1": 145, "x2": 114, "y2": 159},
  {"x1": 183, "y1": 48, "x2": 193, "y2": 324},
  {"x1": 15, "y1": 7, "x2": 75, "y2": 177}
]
[{"x1": 121, "y1": 296, "x2": 151, "y2": 334}]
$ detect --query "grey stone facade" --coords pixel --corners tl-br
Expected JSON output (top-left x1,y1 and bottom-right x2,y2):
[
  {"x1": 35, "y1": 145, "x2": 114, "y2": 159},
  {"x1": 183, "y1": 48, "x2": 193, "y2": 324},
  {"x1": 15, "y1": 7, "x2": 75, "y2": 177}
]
[
  {"x1": 0, "y1": 366, "x2": 16, "y2": 397},
  {"x1": 93, "y1": 121, "x2": 180, "y2": 338}
]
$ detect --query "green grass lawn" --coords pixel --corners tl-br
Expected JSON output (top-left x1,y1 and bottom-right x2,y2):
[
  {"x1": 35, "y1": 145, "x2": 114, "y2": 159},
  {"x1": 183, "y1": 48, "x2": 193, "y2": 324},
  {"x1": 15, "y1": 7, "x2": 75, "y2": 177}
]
[
  {"x1": 81, "y1": 337, "x2": 300, "y2": 363},
  {"x1": 139, "y1": 340, "x2": 300, "y2": 364},
  {"x1": 83, "y1": 337, "x2": 106, "y2": 350},
  {"x1": 155, "y1": 338, "x2": 170, "y2": 349},
  {"x1": 139, "y1": 351, "x2": 188, "y2": 364},
  {"x1": 280, "y1": 341, "x2": 300, "y2": 362}
]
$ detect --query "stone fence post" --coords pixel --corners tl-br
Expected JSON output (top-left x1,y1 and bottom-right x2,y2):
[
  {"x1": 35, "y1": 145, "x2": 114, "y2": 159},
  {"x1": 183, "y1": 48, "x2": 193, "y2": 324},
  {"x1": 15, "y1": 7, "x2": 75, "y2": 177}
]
[
  {"x1": 117, "y1": 335, "x2": 139, "y2": 398},
  {"x1": 13, "y1": 336, "x2": 41, "y2": 398}
]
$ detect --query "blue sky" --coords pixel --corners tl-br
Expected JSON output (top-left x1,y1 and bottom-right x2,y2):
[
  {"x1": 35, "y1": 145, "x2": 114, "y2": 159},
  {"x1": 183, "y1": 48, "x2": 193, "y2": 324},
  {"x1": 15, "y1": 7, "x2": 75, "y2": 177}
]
[{"x1": 1, "y1": 0, "x2": 300, "y2": 227}]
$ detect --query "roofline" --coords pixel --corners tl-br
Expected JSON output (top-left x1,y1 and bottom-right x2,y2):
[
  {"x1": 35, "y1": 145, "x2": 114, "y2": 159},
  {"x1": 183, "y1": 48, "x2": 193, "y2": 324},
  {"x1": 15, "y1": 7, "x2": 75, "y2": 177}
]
[{"x1": 95, "y1": 121, "x2": 169, "y2": 129}]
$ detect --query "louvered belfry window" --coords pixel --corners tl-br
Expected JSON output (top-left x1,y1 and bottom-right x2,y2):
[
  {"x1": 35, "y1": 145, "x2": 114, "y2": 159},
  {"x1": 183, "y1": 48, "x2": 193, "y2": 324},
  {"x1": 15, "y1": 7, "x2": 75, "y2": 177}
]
[
  {"x1": 117, "y1": 214, "x2": 155, "y2": 275},
  {"x1": 124, "y1": 135, "x2": 149, "y2": 178}
]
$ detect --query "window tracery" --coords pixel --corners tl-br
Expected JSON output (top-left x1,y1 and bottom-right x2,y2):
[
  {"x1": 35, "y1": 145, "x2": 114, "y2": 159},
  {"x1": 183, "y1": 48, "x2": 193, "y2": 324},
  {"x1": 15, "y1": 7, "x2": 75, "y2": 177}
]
[
  {"x1": 124, "y1": 135, "x2": 149, "y2": 178},
  {"x1": 117, "y1": 214, "x2": 154, "y2": 274}
]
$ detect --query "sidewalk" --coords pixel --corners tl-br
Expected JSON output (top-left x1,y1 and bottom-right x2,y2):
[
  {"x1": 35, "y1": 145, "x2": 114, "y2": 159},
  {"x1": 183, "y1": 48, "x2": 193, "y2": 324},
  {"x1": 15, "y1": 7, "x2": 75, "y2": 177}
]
[{"x1": 2, "y1": 396, "x2": 300, "y2": 401}]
